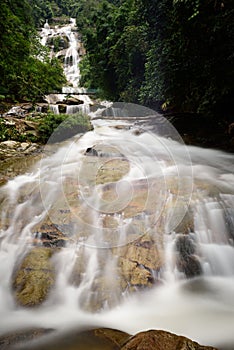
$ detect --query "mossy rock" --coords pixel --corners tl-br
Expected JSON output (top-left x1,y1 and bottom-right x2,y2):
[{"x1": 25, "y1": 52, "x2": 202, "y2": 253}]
[{"x1": 13, "y1": 247, "x2": 55, "y2": 307}]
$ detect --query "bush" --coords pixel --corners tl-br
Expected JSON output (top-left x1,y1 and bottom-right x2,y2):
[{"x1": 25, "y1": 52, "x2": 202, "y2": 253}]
[
  {"x1": 37, "y1": 112, "x2": 93, "y2": 143},
  {"x1": 0, "y1": 119, "x2": 28, "y2": 142}
]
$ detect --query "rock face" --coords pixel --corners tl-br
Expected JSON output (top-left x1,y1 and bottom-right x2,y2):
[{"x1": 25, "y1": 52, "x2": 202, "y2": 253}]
[{"x1": 121, "y1": 330, "x2": 218, "y2": 350}]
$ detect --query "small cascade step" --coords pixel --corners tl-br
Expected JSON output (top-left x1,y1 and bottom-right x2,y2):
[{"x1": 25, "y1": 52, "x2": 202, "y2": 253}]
[
  {"x1": 49, "y1": 104, "x2": 59, "y2": 115},
  {"x1": 66, "y1": 104, "x2": 90, "y2": 115}
]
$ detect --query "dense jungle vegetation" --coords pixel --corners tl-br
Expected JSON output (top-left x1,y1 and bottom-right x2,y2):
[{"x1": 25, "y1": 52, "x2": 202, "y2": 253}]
[
  {"x1": 1, "y1": 0, "x2": 233, "y2": 123},
  {"x1": 0, "y1": 0, "x2": 65, "y2": 102}
]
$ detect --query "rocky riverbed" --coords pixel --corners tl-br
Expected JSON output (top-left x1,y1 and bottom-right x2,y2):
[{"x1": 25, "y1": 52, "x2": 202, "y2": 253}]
[
  {"x1": 0, "y1": 327, "x2": 218, "y2": 350},
  {"x1": 1, "y1": 104, "x2": 234, "y2": 348}
]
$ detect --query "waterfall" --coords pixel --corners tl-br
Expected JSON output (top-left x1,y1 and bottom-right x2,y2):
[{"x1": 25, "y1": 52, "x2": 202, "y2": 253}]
[
  {"x1": 49, "y1": 104, "x2": 59, "y2": 114},
  {"x1": 66, "y1": 104, "x2": 90, "y2": 115},
  {"x1": 63, "y1": 30, "x2": 80, "y2": 88},
  {"x1": 41, "y1": 18, "x2": 90, "y2": 111},
  {"x1": 0, "y1": 19, "x2": 234, "y2": 350},
  {"x1": 1, "y1": 104, "x2": 234, "y2": 348},
  {"x1": 66, "y1": 105, "x2": 81, "y2": 114},
  {"x1": 40, "y1": 18, "x2": 82, "y2": 94}
]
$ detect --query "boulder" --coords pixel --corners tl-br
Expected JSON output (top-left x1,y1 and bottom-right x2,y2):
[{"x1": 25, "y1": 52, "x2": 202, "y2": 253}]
[
  {"x1": 115, "y1": 234, "x2": 164, "y2": 289},
  {"x1": 58, "y1": 104, "x2": 67, "y2": 113},
  {"x1": 65, "y1": 97, "x2": 83, "y2": 105},
  {"x1": 1, "y1": 140, "x2": 20, "y2": 149},
  {"x1": 121, "y1": 330, "x2": 218, "y2": 350},
  {"x1": 176, "y1": 254, "x2": 202, "y2": 278},
  {"x1": 175, "y1": 234, "x2": 202, "y2": 278},
  {"x1": 12, "y1": 247, "x2": 55, "y2": 307},
  {"x1": 5, "y1": 328, "x2": 218, "y2": 350}
]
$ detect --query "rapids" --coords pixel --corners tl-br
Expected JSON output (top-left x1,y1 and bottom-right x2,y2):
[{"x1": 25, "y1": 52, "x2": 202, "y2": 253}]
[{"x1": 0, "y1": 107, "x2": 234, "y2": 350}]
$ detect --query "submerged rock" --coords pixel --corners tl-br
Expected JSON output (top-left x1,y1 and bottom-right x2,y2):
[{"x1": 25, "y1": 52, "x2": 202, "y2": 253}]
[
  {"x1": 12, "y1": 247, "x2": 55, "y2": 307},
  {"x1": 85, "y1": 146, "x2": 98, "y2": 156}
]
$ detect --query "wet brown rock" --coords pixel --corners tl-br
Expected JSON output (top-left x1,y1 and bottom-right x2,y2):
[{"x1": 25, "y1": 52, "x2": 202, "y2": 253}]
[
  {"x1": 175, "y1": 234, "x2": 202, "y2": 278},
  {"x1": 13, "y1": 247, "x2": 55, "y2": 307},
  {"x1": 121, "y1": 330, "x2": 218, "y2": 350},
  {"x1": 116, "y1": 234, "x2": 164, "y2": 289},
  {"x1": 58, "y1": 104, "x2": 67, "y2": 113},
  {"x1": 0, "y1": 328, "x2": 218, "y2": 350},
  {"x1": 14, "y1": 328, "x2": 218, "y2": 350},
  {"x1": 33, "y1": 221, "x2": 68, "y2": 247},
  {"x1": 0, "y1": 328, "x2": 54, "y2": 349},
  {"x1": 176, "y1": 254, "x2": 202, "y2": 278},
  {"x1": 17, "y1": 328, "x2": 130, "y2": 350},
  {"x1": 65, "y1": 97, "x2": 83, "y2": 105}
]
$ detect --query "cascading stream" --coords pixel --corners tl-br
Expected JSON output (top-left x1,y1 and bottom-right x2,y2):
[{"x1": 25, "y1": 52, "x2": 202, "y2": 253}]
[
  {"x1": 0, "y1": 19, "x2": 234, "y2": 350},
  {"x1": 0, "y1": 110, "x2": 234, "y2": 349}
]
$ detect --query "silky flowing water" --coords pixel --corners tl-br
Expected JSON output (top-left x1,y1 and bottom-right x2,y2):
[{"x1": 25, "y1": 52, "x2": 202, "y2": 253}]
[
  {"x1": 1, "y1": 105, "x2": 234, "y2": 349},
  {"x1": 0, "y1": 19, "x2": 234, "y2": 350}
]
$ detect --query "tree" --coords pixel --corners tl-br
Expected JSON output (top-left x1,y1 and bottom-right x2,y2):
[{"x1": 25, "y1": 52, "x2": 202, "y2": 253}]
[{"x1": 0, "y1": 0, "x2": 65, "y2": 101}]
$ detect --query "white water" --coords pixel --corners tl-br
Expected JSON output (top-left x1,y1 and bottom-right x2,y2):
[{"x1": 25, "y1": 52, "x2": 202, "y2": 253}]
[
  {"x1": 40, "y1": 17, "x2": 82, "y2": 94},
  {"x1": 1, "y1": 111, "x2": 234, "y2": 349},
  {"x1": 49, "y1": 104, "x2": 59, "y2": 114},
  {"x1": 0, "y1": 19, "x2": 234, "y2": 350}
]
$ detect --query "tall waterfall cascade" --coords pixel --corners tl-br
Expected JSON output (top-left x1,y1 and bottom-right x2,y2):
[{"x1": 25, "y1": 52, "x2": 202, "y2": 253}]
[
  {"x1": 41, "y1": 17, "x2": 89, "y2": 111},
  {"x1": 0, "y1": 19, "x2": 234, "y2": 350}
]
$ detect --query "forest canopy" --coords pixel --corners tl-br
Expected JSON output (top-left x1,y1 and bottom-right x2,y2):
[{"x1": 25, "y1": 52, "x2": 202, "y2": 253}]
[
  {"x1": 0, "y1": 0, "x2": 65, "y2": 102},
  {"x1": 0, "y1": 0, "x2": 233, "y2": 122},
  {"x1": 76, "y1": 0, "x2": 234, "y2": 120}
]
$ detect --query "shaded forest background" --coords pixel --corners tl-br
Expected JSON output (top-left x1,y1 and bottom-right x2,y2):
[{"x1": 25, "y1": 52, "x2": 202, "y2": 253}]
[{"x1": 0, "y1": 0, "x2": 233, "y2": 125}]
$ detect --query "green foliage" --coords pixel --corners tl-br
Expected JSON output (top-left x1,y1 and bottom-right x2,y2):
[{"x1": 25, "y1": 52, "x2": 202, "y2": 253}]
[
  {"x1": 77, "y1": 0, "x2": 147, "y2": 101},
  {"x1": 0, "y1": 0, "x2": 66, "y2": 102},
  {"x1": 37, "y1": 112, "x2": 93, "y2": 143},
  {"x1": 76, "y1": 0, "x2": 234, "y2": 121},
  {"x1": 0, "y1": 119, "x2": 27, "y2": 142},
  {"x1": 15, "y1": 57, "x2": 66, "y2": 100},
  {"x1": 0, "y1": 0, "x2": 232, "y2": 122},
  {"x1": 28, "y1": 0, "x2": 64, "y2": 27}
]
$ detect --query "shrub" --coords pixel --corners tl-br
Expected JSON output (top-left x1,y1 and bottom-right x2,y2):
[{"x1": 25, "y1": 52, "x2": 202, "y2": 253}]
[
  {"x1": 37, "y1": 112, "x2": 93, "y2": 143},
  {"x1": 0, "y1": 119, "x2": 27, "y2": 142}
]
